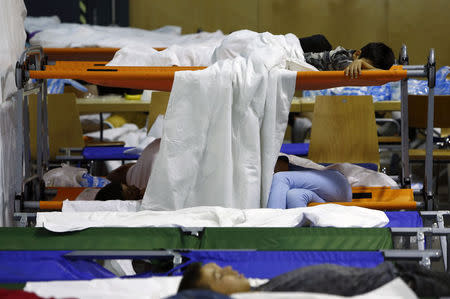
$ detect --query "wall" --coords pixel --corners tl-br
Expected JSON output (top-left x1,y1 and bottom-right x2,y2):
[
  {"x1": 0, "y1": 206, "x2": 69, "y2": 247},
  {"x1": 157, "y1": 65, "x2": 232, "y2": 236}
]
[
  {"x1": 130, "y1": 0, "x2": 450, "y2": 67},
  {"x1": 0, "y1": 0, "x2": 27, "y2": 227}
]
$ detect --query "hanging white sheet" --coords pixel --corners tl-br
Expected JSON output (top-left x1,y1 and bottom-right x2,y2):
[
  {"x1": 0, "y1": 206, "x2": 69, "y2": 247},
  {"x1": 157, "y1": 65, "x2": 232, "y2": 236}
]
[{"x1": 141, "y1": 30, "x2": 315, "y2": 211}]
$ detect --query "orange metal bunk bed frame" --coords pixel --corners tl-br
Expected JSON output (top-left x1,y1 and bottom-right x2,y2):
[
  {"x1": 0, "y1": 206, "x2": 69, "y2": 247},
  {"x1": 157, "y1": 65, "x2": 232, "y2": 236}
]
[{"x1": 14, "y1": 45, "x2": 437, "y2": 212}]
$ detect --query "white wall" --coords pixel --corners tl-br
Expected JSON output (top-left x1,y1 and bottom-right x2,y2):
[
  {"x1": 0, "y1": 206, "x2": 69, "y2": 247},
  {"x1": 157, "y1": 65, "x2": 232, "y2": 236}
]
[{"x1": 0, "y1": 0, "x2": 26, "y2": 226}]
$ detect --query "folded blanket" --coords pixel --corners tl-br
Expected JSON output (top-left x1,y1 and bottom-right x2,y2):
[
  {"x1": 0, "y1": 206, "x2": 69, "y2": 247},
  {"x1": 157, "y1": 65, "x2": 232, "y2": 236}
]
[
  {"x1": 37, "y1": 204, "x2": 389, "y2": 232},
  {"x1": 282, "y1": 155, "x2": 399, "y2": 188}
]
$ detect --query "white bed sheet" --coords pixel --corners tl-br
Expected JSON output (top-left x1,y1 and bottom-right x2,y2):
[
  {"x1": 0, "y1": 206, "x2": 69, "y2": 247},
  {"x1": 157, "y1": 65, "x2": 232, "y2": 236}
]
[
  {"x1": 140, "y1": 30, "x2": 315, "y2": 211},
  {"x1": 24, "y1": 277, "x2": 417, "y2": 299},
  {"x1": 29, "y1": 23, "x2": 224, "y2": 49},
  {"x1": 37, "y1": 204, "x2": 389, "y2": 232}
]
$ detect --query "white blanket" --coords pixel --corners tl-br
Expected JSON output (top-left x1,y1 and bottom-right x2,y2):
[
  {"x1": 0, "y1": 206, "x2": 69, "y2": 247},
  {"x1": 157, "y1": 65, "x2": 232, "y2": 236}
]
[
  {"x1": 141, "y1": 30, "x2": 315, "y2": 211},
  {"x1": 24, "y1": 277, "x2": 417, "y2": 299},
  {"x1": 29, "y1": 23, "x2": 225, "y2": 49},
  {"x1": 36, "y1": 204, "x2": 389, "y2": 232},
  {"x1": 284, "y1": 155, "x2": 399, "y2": 188}
]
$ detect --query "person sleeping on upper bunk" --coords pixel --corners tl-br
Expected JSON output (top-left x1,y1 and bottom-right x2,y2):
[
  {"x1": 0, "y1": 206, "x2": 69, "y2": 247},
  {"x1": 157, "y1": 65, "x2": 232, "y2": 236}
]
[
  {"x1": 176, "y1": 261, "x2": 450, "y2": 297},
  {"x1": 304, "y1": 42, "x2": 395, "y2": 78}
]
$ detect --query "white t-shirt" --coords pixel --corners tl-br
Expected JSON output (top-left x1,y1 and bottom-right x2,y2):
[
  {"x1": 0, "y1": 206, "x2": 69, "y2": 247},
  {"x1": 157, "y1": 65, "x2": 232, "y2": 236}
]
[{"x1": 126, "y1": 138, "x2": 161, "y2": 189}]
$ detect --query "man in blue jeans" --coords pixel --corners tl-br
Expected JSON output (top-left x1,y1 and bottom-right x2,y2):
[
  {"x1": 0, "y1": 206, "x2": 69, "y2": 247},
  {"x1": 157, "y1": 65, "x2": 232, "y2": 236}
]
[{"x1": 267, "y1": 156, "x2": 352, "y2": 208}]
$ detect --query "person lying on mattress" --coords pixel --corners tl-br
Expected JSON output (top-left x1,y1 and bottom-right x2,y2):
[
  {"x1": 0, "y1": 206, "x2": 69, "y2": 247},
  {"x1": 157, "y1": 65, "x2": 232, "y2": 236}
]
[
  {"x1": 304, "y1": 42, "x2": 395, "y2": 78},
  {"x1": 95, "y1": 141, "x2": 354, "y2": 208},
  {"x1": 268, "y1": 156, "x2": 353, "y2": 208},
  {"x1": 176, "y1": 262, "x2": 450, "y2": 297},
  {"x1": 95, "y1": 138, "x2": 161, "y2": 201}
]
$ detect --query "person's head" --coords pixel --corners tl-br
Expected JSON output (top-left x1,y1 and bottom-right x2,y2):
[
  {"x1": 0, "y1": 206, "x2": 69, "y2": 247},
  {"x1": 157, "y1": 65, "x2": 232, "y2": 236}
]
[
  {"x1": 178, "y1": 263, "x2": 251, "y2": 295},
  {"x1": 353, "y1": 42, "x2": 395, "y2": 70},
  {"x1": 94, "y1": 182, "x2": 144, "y2": 201}
]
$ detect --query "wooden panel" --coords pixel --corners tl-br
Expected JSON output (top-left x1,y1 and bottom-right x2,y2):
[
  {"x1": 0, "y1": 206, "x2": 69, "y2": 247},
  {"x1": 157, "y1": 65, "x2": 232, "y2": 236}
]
[
  {"x1": 308, "y1": 95, "x2": 380, "y2": 165},
  {"x1": 29, "y1": 93, "x2": 84, "y2": 160},
  {"x1": 409, "y1": 149, "x2": 450, "y2": 161},
  {"x1": 130, "y1": 0, "x2": 258, "y2": 34},
  {"x1": 147, "y1": 91, "x2": 170, "y2": 131},
  {"x1": 388, "y1": 0, "x2": 450, "y2": 67},
  {"x1": 408, "y1": 95, "x2": 450, "y2": 128},
  {"x1": 258, "y1": 0, "x2": 388, "y2": 51}
]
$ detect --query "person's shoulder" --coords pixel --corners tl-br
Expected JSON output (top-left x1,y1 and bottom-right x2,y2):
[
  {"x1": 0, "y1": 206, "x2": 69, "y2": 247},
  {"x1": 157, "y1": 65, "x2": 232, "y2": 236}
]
[{"x1": 331, "y1": 46, "x2": 350, "y2": 54}]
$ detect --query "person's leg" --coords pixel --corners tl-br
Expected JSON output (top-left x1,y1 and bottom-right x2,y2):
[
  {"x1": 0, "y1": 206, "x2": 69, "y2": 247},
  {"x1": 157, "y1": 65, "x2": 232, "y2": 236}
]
[
  {"x1": 267, "y1": 172, "x2": 292, "y2": 208},
  {"x1": 286, "y1": 188, "x2": 326, "y2": 208},
  {"x1": 267, "y1": 170, "x2": 352, "y2": 209}
]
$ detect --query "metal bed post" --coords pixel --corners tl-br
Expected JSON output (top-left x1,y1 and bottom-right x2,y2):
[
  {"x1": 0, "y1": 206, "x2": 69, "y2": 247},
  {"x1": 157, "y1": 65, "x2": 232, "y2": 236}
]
[
  {"x1": 424, "y1": 49, "x2": 436, "y2": 211},
  {"x1": 399, "y1": 45, "x2": 411, "y2": 188},
  {"x1": 42, "y1": 77, "x2": 50, "y2": 174},
  {"x1": 402, "y1": 49, "x2": 437, "y2": 210},
  {"x1": 391, "y1": 226, "x2": 450, "y2": 269},
  {"x1": 14, "y1": 46, "x2": 47, "y2": 213},
  {"x1": 421, "y1": 211, "x2": 449, "y2": 271}
]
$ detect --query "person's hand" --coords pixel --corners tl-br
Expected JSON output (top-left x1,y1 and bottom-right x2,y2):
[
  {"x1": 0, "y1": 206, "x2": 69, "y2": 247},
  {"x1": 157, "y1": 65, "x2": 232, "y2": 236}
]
[{"x1": 344, "y1": 59, "x2": 377, "y2": 78}]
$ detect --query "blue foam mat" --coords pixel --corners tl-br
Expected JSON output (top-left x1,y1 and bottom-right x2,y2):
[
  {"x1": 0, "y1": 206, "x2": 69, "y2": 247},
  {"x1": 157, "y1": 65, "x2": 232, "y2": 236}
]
[
  {"x1": 280, "y1": 143, "x2": 309, "y2": 156},
  {"x1": 82, "y1": 146, "x2": 140, "y2": 160}
]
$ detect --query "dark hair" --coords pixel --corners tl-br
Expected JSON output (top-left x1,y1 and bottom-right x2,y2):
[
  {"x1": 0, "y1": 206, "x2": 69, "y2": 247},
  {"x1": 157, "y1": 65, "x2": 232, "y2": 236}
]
[
  {"x1": 299, "y1": 34, "x2": 332, "y2": 53},
  {"x1": 359, "y1": 42, "x2": 395, "y2": 70},
  {"x1": 178, "y1": 263, "x2": 206, "y2": 292},
  {"x1": 94, "y1": 182, "x2": 124, "y2": 201}
]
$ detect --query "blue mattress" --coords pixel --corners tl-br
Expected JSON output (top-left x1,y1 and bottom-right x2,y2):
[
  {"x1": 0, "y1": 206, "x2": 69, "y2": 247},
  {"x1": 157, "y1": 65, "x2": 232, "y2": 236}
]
[
  {"x1": 82, "y1": 146, "x2": 140, "y2": 160},
  {"x1": 0, "y1": 250, "x2": 384, "y2": 283},
  {"x1": 280, "y1": 143, "x2": 309, "y2": 156}
]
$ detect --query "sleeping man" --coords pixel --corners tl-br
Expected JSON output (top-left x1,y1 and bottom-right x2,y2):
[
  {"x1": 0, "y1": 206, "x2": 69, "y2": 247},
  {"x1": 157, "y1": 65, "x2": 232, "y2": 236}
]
[
  {"x1": 176, "y1": 261, "x2": 450, "y2": 297},
  {"x1": 94, "y1": 138, "x2": 160, "y2": 201},
  {"x1": 95, "y1": 141, "x2": 352, "y2": 209},
  {"x1": 304, "y1": 42, "x2": 395, "y2": 77}
]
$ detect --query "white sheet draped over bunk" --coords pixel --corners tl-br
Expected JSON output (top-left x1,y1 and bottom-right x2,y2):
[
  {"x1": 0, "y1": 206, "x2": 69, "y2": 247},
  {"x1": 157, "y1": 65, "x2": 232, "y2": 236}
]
[
  {"x1": 37, "y1": 204, "x2": 390, "y2": 232},
  {"x1": 140, "y1": 31, "x2": 315, "y2": 211},
  {"x1": 29, "y1": 22, "x2": 225, "y2": 49}
]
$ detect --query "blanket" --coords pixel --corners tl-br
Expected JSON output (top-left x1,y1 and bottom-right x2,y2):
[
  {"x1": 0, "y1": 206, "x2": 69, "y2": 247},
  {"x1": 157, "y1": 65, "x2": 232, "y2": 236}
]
[
  {"x1": 37, "y1": 204, "x2": 389, "y2": 232},
  {"x1": 283, "y1": 155, "x2": 399, "y2": 188},
  {"x1": 141, "y1": 30, "x2": 315, "y2": 211},
  {"x1": 24, "y1": 277, "x2": 416, "y2": 299},
  {"x1": 29, "y1": 23, "x2": 224, "y2": 49}
]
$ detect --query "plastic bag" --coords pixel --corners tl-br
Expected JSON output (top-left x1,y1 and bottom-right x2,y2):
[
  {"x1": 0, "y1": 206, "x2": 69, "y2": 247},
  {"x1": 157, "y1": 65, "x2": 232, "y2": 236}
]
[
  {"x1": 303, "y1": 66, "x2": 449, "y2": 101},
  {"x1": 43, "y1": 164, "x2": 110, "y2": 187},
  {"x1": 76, "y1": 173, "x2": 110, "y2": 187},
  {"x1": 43, "y1": 164, "x2": 88, "y2": 187}
]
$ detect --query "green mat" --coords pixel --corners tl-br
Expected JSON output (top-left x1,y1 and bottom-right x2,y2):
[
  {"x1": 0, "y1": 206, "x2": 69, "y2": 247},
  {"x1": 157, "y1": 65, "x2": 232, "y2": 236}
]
[{"x1": 0, "y1": 227, "x2": 392, "y2": 250}]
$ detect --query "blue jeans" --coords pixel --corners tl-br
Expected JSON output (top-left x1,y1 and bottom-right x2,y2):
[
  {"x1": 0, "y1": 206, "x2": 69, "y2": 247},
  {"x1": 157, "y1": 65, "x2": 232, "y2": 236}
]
[{"x1": 267, "y1": 169, "x2": 352, "y2": 208}]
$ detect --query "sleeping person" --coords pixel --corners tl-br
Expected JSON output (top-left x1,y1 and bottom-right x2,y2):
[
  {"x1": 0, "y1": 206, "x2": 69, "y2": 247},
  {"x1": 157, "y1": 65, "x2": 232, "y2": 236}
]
[
  {"x1": 267, "y1": 156, "x2": 352, "y2": 208},
  {"x1": 176, "y1": 262, "x2": 450, "y2": 297},
  {"x1": 96, "y1": 140, "x2": 354, "y2": 208},
  {"x1": 304, "y1": 42, "x2": 395, "y2": 77},
  {"x1": 94, "y1": 138, "x2": 160, "y2": 201}
]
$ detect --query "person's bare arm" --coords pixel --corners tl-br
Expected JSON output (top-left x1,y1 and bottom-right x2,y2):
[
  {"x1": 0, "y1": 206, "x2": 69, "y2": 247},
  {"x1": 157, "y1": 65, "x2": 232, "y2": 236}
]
[{"x1": 344, "y1": 58, "x2": 378, "y2": 78}]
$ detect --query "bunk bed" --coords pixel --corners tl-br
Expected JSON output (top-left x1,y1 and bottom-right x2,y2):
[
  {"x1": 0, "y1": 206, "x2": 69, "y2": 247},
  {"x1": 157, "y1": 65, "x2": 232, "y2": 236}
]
[
  {"x1": 6, "y1": 45, "x2": 448, "y2": 297},
  {"x1": 13, "y1": 45, "x2": 434, "y2": 211}
]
